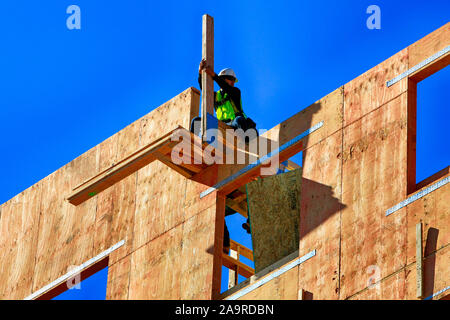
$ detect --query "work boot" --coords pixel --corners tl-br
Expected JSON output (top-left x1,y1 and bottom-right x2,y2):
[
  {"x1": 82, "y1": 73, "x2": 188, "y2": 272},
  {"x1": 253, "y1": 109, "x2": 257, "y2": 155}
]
[{"x1": 241, "y1": 222, "x2": 251, "y2": 234}]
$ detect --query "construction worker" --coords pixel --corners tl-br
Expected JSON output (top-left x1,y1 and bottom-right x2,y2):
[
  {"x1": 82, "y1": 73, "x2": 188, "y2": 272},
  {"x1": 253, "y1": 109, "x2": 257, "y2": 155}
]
[
  {"x1": 192, "y1": 60, "x2": 254, "y2": 254},
  {"x1": 190, "y1": 59, "x2": 257, "y2": 138}
]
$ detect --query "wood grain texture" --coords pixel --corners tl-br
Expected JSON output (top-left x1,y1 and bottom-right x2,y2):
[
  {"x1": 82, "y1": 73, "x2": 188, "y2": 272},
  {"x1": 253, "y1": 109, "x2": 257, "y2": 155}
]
[
  {"x1": 298, "y1": 130, "x2": 344, "y2": 299},
  {"x1": 238, "y1": 267, "x2": 299, "y2": 300},
  {"x1": 344, "y1": 48, "x2": 408, "y2": 127},
  {"x1": 340, "y1": 93, "x2": 408, "y2": 299},
  {"x1": 106, "y1": 255, "x2": 131, "y2": 300},
  {"x1": 201, "y1": 14, "x2": 214, "y2": 139},
  {"x1": 180, "y1": 206, "x2": 217, "y2": 299},
  {"x1": 247, "y1": 168, "x2": 302, "y2": 273},
  {"x1": 128, "y1": 225, "x2": 183, "y2": 299},
  {"x1": 0, "y1": 183, "x2": 42, "y2": 299},
  {"x1": 408, "y1": 22, "x2": 449, "y2": 67}
]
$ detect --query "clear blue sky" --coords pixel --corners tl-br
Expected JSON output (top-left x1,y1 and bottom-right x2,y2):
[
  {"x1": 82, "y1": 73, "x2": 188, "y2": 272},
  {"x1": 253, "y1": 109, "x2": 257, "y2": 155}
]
[{"x1": 0, "y1": 1, "x2": 448, "y2": 299}]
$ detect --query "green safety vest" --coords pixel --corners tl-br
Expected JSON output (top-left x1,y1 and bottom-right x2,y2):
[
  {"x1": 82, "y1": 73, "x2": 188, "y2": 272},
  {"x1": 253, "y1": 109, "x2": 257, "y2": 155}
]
[{"x1": 214, "y1": 90, "x2": 245, "y2": 122}]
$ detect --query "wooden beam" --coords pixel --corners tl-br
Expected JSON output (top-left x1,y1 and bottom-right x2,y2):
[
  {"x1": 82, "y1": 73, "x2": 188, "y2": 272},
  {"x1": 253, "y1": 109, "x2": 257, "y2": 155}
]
[
  {"x1": 67, "y1": 127, "x2": 199, "y2": 205},
  {"x1": 201, "y1": 14, "x2": 214, "y2": 141},
  {"x1": 222, "y1": 253, "x2": 254, "y2": 279},
  {"x1": 230, "y1": 239, "x2": 253, "y2": 261},
  {"x1": 226, "y1": 197, "x2": 248, "y2": 218},
  {"x1": 416, "y1": 222, "x2": 424, "y2": 299},
  {"x1": 228, "y1": 249, "x2": 239, "y2": 289}
]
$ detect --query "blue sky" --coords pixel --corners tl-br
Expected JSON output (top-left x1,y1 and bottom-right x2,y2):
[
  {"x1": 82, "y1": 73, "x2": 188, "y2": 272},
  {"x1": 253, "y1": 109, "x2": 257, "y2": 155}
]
[{"x1": 0, "y1": 1, "x2": 448, "y2": 299}]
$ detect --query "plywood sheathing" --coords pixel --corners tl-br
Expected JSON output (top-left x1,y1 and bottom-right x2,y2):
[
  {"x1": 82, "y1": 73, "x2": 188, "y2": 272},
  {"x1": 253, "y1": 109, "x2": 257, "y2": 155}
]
[
  {"x1": 239, "y1": 266, "x2": 299, "y2": 300},
  {"x1": 247, "y1": 169, "x2": 302, "y2": 273},
  {"x1": 298, "y1": 130, "x2": 344, "y2": 299},
  {"x1": 340, "y1": 93, "x2": 409, "y2": 299},
  {"x1": 406, "y1": 177, "x2": 450, "y2": 264},
  {"x1": 32, "y1": 145, "x2": 99, "y2": 292},
  {"x1": 343, "y1": 48, "x2": 408, "y2": 128},
  {"x1": 0, "y1": 183, "x2": 42, "y2": 299},
  {"x1": 105, "y1": 254, "x2": 131, "y2": 300},
  {"x1": 408, "y1": 22, "x2": 450, "y2": 67}
]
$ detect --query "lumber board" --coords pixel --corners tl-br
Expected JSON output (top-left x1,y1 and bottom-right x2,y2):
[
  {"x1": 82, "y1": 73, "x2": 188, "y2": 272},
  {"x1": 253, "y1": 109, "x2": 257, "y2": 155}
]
[
  {"x1": 67, "y1": 128, "x2": 181, "y2": 205},
  {"x1": 222, "y1": 253, "x2": 255, "y2": 278},
  {"x1": 228, "y1": 249, "x2": 239, "y2": 289},
  {"x1": 230, "y1": 239, "x2": 253, "y2": 261},
  {"x1": 416, "y1": 222, "x2": 424, "y2": 299},
  {"x1": 201, "y1": 14, "x2": 214, "y2": 140},
  {"x1": 246, "y1": 168, "x2": 302, "y2": 273},
  {"x1": 67, "y1": 127, "x2": 208, "y2": 205}
]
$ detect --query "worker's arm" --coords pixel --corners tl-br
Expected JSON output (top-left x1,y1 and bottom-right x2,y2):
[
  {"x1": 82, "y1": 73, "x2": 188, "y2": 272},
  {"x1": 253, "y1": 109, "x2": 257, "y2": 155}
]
[{"x1": 198, "y1": 61, "x2": 245, "y2": 117}]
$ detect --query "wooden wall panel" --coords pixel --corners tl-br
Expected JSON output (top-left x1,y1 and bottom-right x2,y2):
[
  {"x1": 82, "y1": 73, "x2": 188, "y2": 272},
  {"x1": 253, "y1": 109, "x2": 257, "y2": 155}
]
[
  {"x1": 404, "y1": 245, "x2": 450, "y2": 300},
  {"x1": 408, "y1": 22, "x2": 450, "y2": 67},
  {"x1": 139, "y1": 87, "x2": 199, "y2": 148},
  {"x1": 340, "y1": 93, "x2": 408, "y2": 299},
  {"x1": 32, "y1": 146, "x2": 99, "y2": 292},
  {"x1": 349, "y1": 269, "x2": 406, "y2": 300},
  {"x1": 344, "y1": 49, "x2": 408, "y2": 127},
  {"x1": 128, "y1": 225, "x2": 183, "y2": 300},
  {"x1": 133, "y1": 162, "x2": 186, "y2": 251},
  {"x1": 239, "y1": 267, "x2": 299, "y2": 300},
  {"x1": 298, "y1": 130, "x2": 343, "y2": 299},
  {"x1": 106, "y1": 255, "x2": 131, "y2": 300},
  {"x1": 95, "y1": 173, "x2": 137, "y2": 264},
  {"x1": 0, "y1": 183, "x2": 42, "y2": 299},
  {"x1": 180, "y1": 206, "x2": 217, "y2": 299},
  {"x1": 405, "y1": 177, "x2": 449, "y2": 263},
  {"x1": 260, "y1": 87, "x2": 343, "y2": 154},
  {"x1": 94, "y1": 114, "x2": 141, "y2": 263}
]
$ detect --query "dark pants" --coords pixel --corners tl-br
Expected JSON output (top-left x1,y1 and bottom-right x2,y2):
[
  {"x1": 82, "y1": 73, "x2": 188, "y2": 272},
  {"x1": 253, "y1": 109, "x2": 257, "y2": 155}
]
[{"x1": 190, "y1": 116, "x2": 258, "y2": 140}]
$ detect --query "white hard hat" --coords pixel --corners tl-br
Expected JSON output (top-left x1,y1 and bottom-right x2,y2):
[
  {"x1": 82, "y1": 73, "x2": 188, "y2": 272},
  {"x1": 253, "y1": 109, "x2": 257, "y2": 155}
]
[{"x1": 218, "y1": 68, "x2": 238, "y2": 82}]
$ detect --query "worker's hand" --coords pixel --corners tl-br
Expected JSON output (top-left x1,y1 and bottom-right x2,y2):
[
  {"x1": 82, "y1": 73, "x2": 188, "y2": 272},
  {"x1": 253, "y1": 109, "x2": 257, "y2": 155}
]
[
  {"x1": 199, "y1": 59, "x2": 215, "y2": 77},
  {"x1": 198, "y1": 59, "x2": 207, "y2": 74}
]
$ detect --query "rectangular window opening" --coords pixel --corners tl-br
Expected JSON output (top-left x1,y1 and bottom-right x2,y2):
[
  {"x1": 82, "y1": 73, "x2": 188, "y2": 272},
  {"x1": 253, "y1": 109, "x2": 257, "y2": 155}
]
[
  {"x1": 35, "y1": 257, "x2": 109, "y2": 300},
  {"x1": 408, "y1": 61, "x2": 450, "y2": 194}
]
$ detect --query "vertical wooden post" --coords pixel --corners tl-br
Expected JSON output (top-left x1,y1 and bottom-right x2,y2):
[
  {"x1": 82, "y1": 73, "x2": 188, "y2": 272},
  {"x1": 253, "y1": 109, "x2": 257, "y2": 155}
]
[
  {"x1": 228, "y1": 249, "x2": 239, "y2": 289},
  {"x1": 201, "y1": 14, "x2": 214, "y2": 141},
  {"x1": 416, "y1": 222, "x2": 424, "y2": 299}
]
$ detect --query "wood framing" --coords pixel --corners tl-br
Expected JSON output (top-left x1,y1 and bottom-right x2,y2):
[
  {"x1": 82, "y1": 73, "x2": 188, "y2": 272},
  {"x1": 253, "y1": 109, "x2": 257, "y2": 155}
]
[
  {"x1": 201, "y1": 14, "x2": 214, "y2": 140},
  {"x1": 67, "y1": 127, "x2": 211, "y2": 205}
]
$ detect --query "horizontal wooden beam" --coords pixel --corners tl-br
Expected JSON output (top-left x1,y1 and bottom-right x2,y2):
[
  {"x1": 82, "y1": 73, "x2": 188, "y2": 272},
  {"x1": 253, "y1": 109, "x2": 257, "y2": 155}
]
[
  {"x1": 226, "y1": 197, "x2": 248, "y2": 218},
  {"x1": 222, "y1": 253, "x2": 255, "y2": 279},
  {"x1": 67, "y1": 127, "x2": 204, "y2": 205},
  {"x1": 230, "y1": 239, "x2": 253, "y2": 261}
]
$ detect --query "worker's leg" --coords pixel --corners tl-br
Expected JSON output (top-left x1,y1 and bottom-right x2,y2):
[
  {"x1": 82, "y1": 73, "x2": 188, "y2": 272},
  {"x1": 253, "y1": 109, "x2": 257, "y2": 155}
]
[
  {"x1": 231, "y1": 116, "x2": 259, "y2": 143},
  {"x1": 223, "y1": 222, "x2": 230, "y2": 254},
  {"x1": 190, "y1": 116, "x2": 201, "y2": 135},
  {"x1": 242, "y1": 218, "x2": 251, "y2": 234}
]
